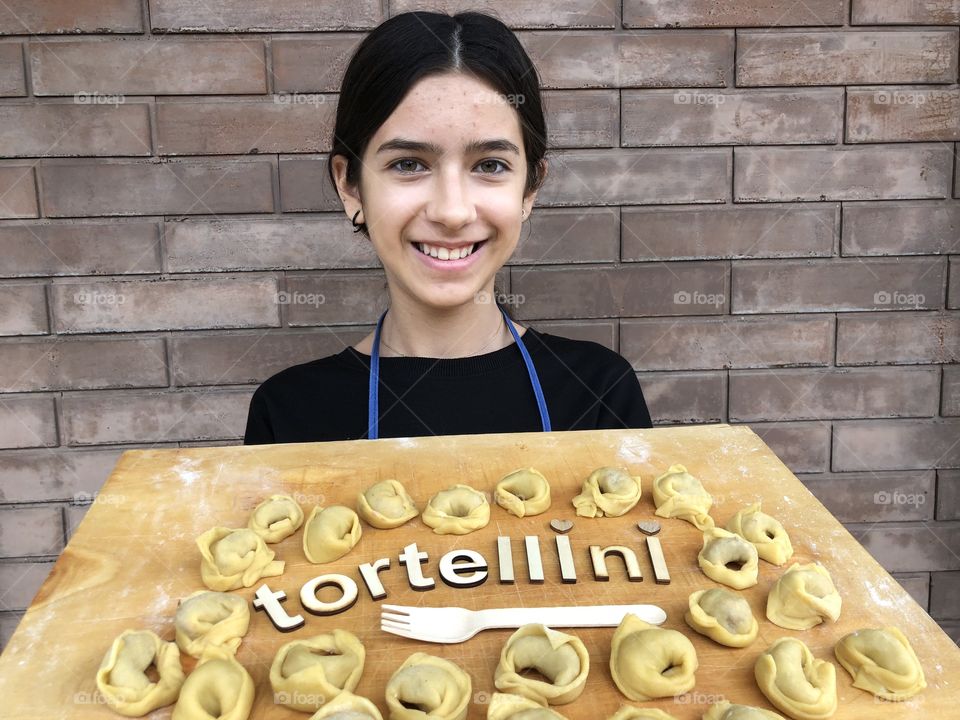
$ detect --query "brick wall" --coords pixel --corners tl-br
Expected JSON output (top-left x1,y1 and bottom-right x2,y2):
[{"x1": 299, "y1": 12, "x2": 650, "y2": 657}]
[{"x1": 1, "y1": 0, "x2": 958, "y2": 649}]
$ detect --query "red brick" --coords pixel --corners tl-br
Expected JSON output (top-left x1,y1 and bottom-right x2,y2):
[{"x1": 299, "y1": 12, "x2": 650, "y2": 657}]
[
  {"x1": 852, "y1": 0, "x2": 960, "y2": 24},
  {"x1": 164, "y1": 216, "x2": 378, "y2": 273},
  {"x1": 30, "y1": 39, "x2": 267, "y2": 96},
  {"x1": 843, "y1": 200, "x2": 960, "y2": 256},
  {"x1": 0, "y1": 43, "x2": 25, "y2": 96},
  {"x1": 0, "y1": 1, "x2": 142, "y2": 33},
  {"x1": 847, "y1": 87, "x2": 960, "y2": 143},
  {"x1": 156, "y1": 97, "x2": 334, "y2": 155},
  {"x1": 0, "y1": 397, "x2": 57, "y2": 449},
  {"x1": 0, "y1": 507, "x2": 63, "y2": 559},
  {"x1": 622, "y1": 204, "x2": 837, "y2": 261},
  {"x1": 60, "y1": 388, "x2": 253, "y2": 445},
  {"x1": 837, "y1": 312, "x2": 960, "y2": 365},
  {"x1": 536, "y1": 148, "x2": 729, "y2": 206},
  {"x1": 729, "y1": 367, "x2": 940, "y2": 422},
  {"x1": 625, "y1": 0, "x2": 845, "y2": 26},
  {"x1": 169, "y1": 328, "x2": 368, "y2": 386},
  {"x1": 391, "y1": 0, "x2": 617, "y2": 28},
  {"x1": 278, "y1": 155, "x2": 346, "y2": 212},
  {"x1": 622, "y1": 88, "x2": 842, "y2": 145},
  {"x1": 513, "y1": 208, "x2": 618, "y2": 264},
  {"x1": 0, "y1": 165, "x2": 37, "y2": 218},
  {"x1": 732, "y1": 258, "x2": 944, "y2": 313},
  {"x1": 149, "y1": 0, "x2": 382, "y2": 32},
  {"x1": 51, "y1": 276, "x2": 280, "y2": 334},
  {"x1": 0, "y1": 561, "x2": 54, "y2": 610},
  {"x1": 0, "y1": 337, "x2": 167, "y2": 392},
  {"x1": 937, "y1": 470, "x2": 960, "y2": 520},
  {"x1": 636, "y1": 371, "x2": 726, "y2": 424},
  {"x1": 40, "y1": 158, "x2": 274, "y2": 217},
  {"x1": 284, "y1": 271, "x2": 387, "y2": 327},
  {"x1": 845, "y1": 521, "x2": 960, "y2": 572},
  {"x1": 512, "y1": 262, "x2": 728, "y2": 319},
  {"x1": 543, "y1": 90, "x2": 619, "y2": 148},
  {"x1": 892, "y1": 573, "x2": 930, "y2": 609},
  {"x1": 621, "y1": 315, "x2": 834, "y2": 371},
  {"x1": 520, "y1": 31, "x2": 733, "y2": 88},
  {"x1": 0, "y1": 447, "x2": 126, "y2": 503},
  {"x1": 272, "y1": 36, "x2": 363, "y2": 93},
  {"x1": 737, "y1": 29, "x2": 958, "y2": 86},
  {"x1": 735, "y1": 145, "x2": 953, "y2": 202},
  {"x1": 0, "y1": 102, "x2": 151, "y2": 157},
  {"x1": 749, "y1": 421, "x2": 831, "y2": 473},
  {"x1": 799, "y1": 470, "x2": 936, "y2": 522},
  {"x1": 945, "y1": 366, "x2": 960, "y2": 416},
  {"x1": 63, "y1": 504, "x2": 86, "y2": 541},
  {"x1": 931, "y1": 570, "x2": 960, "y2": 618},
  {"x1": 0, "y1": 284, "x2": 47, "y2": 336},
  {"x1": 529, "y1": 320, "x2": 617, "y2": 349},
  {"x1": 834, "y1": 419, "x2": 960, "y2": 470}
]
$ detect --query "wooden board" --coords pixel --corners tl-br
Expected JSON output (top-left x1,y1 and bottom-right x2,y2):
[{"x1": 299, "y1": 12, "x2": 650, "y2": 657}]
[{"x1": 0, "y1": 424, "x2": 957, "y2": 719}]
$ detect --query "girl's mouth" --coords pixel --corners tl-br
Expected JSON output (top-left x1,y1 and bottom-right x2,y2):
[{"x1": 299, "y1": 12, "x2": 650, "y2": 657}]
[{"x1": 413, "y1": 240, "x2": 488, "y2": 268}]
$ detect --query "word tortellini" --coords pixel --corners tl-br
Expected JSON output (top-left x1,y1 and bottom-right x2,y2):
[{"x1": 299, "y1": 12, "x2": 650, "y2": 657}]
[
  {"x1": 652, "y1": 464, "x2": 714, "y2": 530},
  {"x1": 421, "y1": 484, "x2": 490, "y2": 535},
  {"x1": 174, "y1": 590, "x2": 250, "y2": 658},
  {"x1": 171, "y1": 645, "x2": 254, "y2": 720},
  {"x1": 357, "y1": 479, "x2": 419, "y2": 529},
  {"x1": 766, "y1": 563, "x2": 841, "y2": 630},
  {"x1": 303, "y1": 505, "x2": 363, "y2": 564},
  {"x1": 495, "y1": 468, "x2": 552, "y2": 518},
  {"x1": 684, "y1": 588, "x2": 758, "y2": 648},
  {"x1": 487, "y1": 692, "x2": 569, "y2": 719},
  {"x1": 196, "y1": 526, "x2": 284, "y2": 592},
  {"x1": 609, "y1": 614, "x2": 698, "y2": 702},
  {"x1": 494, "y1": 624, "x2": 589, "y2": 705},
  {"x1": 754, "y1": 637, "x2": 837, "y2": 720},
  {"x1": 248, "y1": 493, "x2": 304, "y2": 543},
  {"x1": 834, "y1": 627, "x2": 925, "y2": 701},
  {"x1": 698, "y1": 527, "x2": 759, "y2": 590},
  {"x1": 572, "y1": 467, "x2": 642, "y2": 518},
  {"x1": 726, "y1": 502, "x2": 793, "y2": 566},
  {"x1": 385, "y1": 652, "x2": 472, "y2": 720},
  {"x1": 269, "y1": 629, "x2": 365, "y2": 712},
  {"x1": 95, "y1": 629, "x2": 185, "y2": 717}
]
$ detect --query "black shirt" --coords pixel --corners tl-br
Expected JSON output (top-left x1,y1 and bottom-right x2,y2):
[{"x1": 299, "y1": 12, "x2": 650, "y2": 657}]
[{"x1": 243, "y1": 327, "x2": 652, "y2": 444}]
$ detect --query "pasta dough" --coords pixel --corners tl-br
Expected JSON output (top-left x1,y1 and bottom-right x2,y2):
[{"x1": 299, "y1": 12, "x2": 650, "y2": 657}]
[
  {"x1": 766, "y1": 563, "x2": 841, "y2": 631},
  {"x1": 96, "y1": 629, "x2": 185, "y2": 717},
  {"x1": 311, "y1": 690, "x2": 384, "y2": 719},
  {"x1": 834, "y1": 627, "x2": 925, "y2": 701},
  {"x1": 571, "y1": 466, "x2": 642, "y2": 518},
  {"x1": 607, "y1": 708, "x2": 679, "y2": 719},
  {"x1": 421, "y1": 484, "x2": 490, "y2": 535},
  {"x1": 303, "y1": 505, "x2": 363, "y2": 564},
  {"x1": 248, "y1": 493, "x2": 304, "y2": 543},
  {"x1": 652, "y1": 464, "x2": 714, "y2": 530},
  {"x1": 487, "y1": 693, "x2": 569, "y2": 719},
  {"x1": 726, "y1": 503, "x2": 793, "y2": 566},
  {"x1": 357, "y1": 479, "x2": 419, "y2": 529},
  {"x1": 684, "y1": 588, "x2": 758, "y2": 648},
  {"x1": 494, "y1": 625, "x2": 589, "y2": 705},
  {"x1": 270, "y1": 629, "x2": 365, "y2": 711},
  {"x1": 171, "y1": 646, "x2": 254, "y2": 720},
  {"x1": 174, "y1": 590, "x2": 250, "y2": 658},
  {"x1": 702, "y1": 701, "x2": 786, "y2": 719},
  {"x1": 385, "y1": 652, "x2": 472, "y2": 720},
  {"x1": 196, "y1": 526, "x2": 284, "y2": 592},
  {"x1": 495, "y1": 468, "x2": 552, "y2": 518},
  {"x1": 698, "y1": 527, "x2": 759, "y2": 590},
  {"x1": 609, "y1": 613, "x2": 697, "y2": 702},
  {"x1": 754, "y1": 637, "x2": 837, "y2": 720}
]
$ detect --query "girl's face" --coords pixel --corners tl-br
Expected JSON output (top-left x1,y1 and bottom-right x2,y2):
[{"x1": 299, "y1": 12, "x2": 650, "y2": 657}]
[{"x1": 342, "y1": 72, "x2": 541, "y2": 312}]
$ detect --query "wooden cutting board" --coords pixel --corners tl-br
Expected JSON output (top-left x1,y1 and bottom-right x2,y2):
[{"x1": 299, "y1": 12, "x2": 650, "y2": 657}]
[{"x1": 1, "y1": 424, "x2": 957, "y2": 719}]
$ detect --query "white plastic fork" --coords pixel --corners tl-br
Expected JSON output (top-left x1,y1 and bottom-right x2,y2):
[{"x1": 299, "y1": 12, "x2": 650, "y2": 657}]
[{"x1": 380, "y1": 603, "x2": 667, "y2": 643}]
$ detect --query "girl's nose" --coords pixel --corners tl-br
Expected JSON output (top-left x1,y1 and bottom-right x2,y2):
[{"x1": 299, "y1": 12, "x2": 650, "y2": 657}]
[{"x1": 426, "y1": 169, "x2": 476, "y2": 229}]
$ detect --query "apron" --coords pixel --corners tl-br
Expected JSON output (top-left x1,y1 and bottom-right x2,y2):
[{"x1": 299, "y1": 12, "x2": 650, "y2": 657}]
[{"x1": 367, "y1": 304, "x2": 551, "y2": 439}]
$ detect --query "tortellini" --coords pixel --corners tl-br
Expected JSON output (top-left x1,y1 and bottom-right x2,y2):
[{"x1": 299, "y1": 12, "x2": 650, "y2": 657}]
[
  {"x1": 834, "y1": 627, "x2": 925, "y2": 701},
  {"x1": 174, "y1": 590, "x2": 250, "y2": 658},
  {"x1": 421, "y1": 484, "x2": 490, "y2": 535},
  {"x1": 269, "y1": 630, "x2": 365, "y2": 712},
  {"x1": 684, "y1": 588, "x2": 758, "y2": 648},
  {"x1": 303, "y1": 505, "x2": 363, "y2": 564},
  {"x1": 607, "y1": 708, "x2": 679, "y2": 719},
  {"x1": 310, "y1": 690, "x2": 384, "y2": 719},
  {"x1": 571, "y1": 466, "x2": 642, "y2": 518},
  {"x1": 609, "y1": 613, "x2": 697, "y2": 702},
  {"x1": 495, "y1": 468, "x2": 552, "y2": 518},
  {"x1": 652, "y1": 464, "x2": 714, "y2": 530},
  {"x1": 726, "y1": 503, "x2": 793, "y2": 566},
  {"x1": 698, "y1": 527, "x2": 759, "y2": 590},
  {"x1": 171, "y1": 646, "x2": 254, "y2": 720},
  {"x1": 494, "y1": 625, "x2": 589, "y2": 705},
  {"x1": 357, "y1": 479, "x2": 419, "y2": 529},
  {"x1": 703, "y1": 701, "x2": 786, "y2": 719},
  {"x1": 385, "y1": 652, "x2": 472, "y2": 720},
  {"x1": 95, "y1": 629, "x2": 185, "y2": 717},
  {"x1": 196, "y1": 526, "x2": 284, "y2": 592},
  {"x1": 487, "y1": 692, "x2": 569, "y2": 719},
  {"x1": 248, "y1": 493, "x2": 304, "y2": 543},
  {"x1": 766, "y1": 563, "x2": 841, "y2": 630},
  {"x1": 754, "y1": 637, "x2": 837, "y2": 720}
]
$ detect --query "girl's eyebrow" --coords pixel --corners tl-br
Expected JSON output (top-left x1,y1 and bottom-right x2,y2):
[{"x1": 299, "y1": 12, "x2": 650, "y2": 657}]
[{"x1": 375, "y1": 137, "x2": 520, "y2": 156}]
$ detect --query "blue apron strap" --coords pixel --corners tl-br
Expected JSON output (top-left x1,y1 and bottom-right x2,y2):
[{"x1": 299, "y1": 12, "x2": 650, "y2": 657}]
[
  {"x1": 368, "y1": 308, "x2": 388, "y2": 440},
  {"x1": 499, "y1": 304, "x2": 552, "y2": 432}
]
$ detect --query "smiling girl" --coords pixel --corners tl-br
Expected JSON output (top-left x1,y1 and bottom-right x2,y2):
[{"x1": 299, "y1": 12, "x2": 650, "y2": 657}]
[{"x1": 244, "y1": 11, "x2": 652, "y2": 444}]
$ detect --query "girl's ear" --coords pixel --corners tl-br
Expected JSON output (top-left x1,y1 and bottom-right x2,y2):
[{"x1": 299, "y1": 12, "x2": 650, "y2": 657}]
[
  {"x1": 524, "y1": 157, "x2": 549, "y2": 212},
  {"x1": 331, "y1": 154, "x2": 363, "y2": 217}
]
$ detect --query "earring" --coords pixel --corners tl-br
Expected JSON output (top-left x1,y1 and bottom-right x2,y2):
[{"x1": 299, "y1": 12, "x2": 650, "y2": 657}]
[{"x1": 351, "y1": 209, "x2": 364, "y2": 234}]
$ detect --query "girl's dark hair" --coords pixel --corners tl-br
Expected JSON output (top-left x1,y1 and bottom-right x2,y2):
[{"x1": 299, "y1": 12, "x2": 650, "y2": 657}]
[{"x1": 326, "y1": 10, "x2": 547, "y2": 323}]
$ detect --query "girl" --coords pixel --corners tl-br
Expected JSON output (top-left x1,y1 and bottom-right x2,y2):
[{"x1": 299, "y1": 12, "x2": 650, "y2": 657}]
[{"x1": 244, "y1": 10, "x2": 652, "y2": 444}]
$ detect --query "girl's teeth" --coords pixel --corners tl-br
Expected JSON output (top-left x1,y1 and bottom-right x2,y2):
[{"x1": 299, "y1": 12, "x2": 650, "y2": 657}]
[{"x1": 418, "y1": 243, "x2": 477, "y2": 260}]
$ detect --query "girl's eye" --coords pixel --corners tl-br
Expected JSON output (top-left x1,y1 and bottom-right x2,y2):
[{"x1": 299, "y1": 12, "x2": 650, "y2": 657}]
[
  {"x1": 477, "y1": 159, "x2": 508, "y2": 174},
  {"x1": 392, "y1": 158, "x2": 425, "y2": 174}
]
